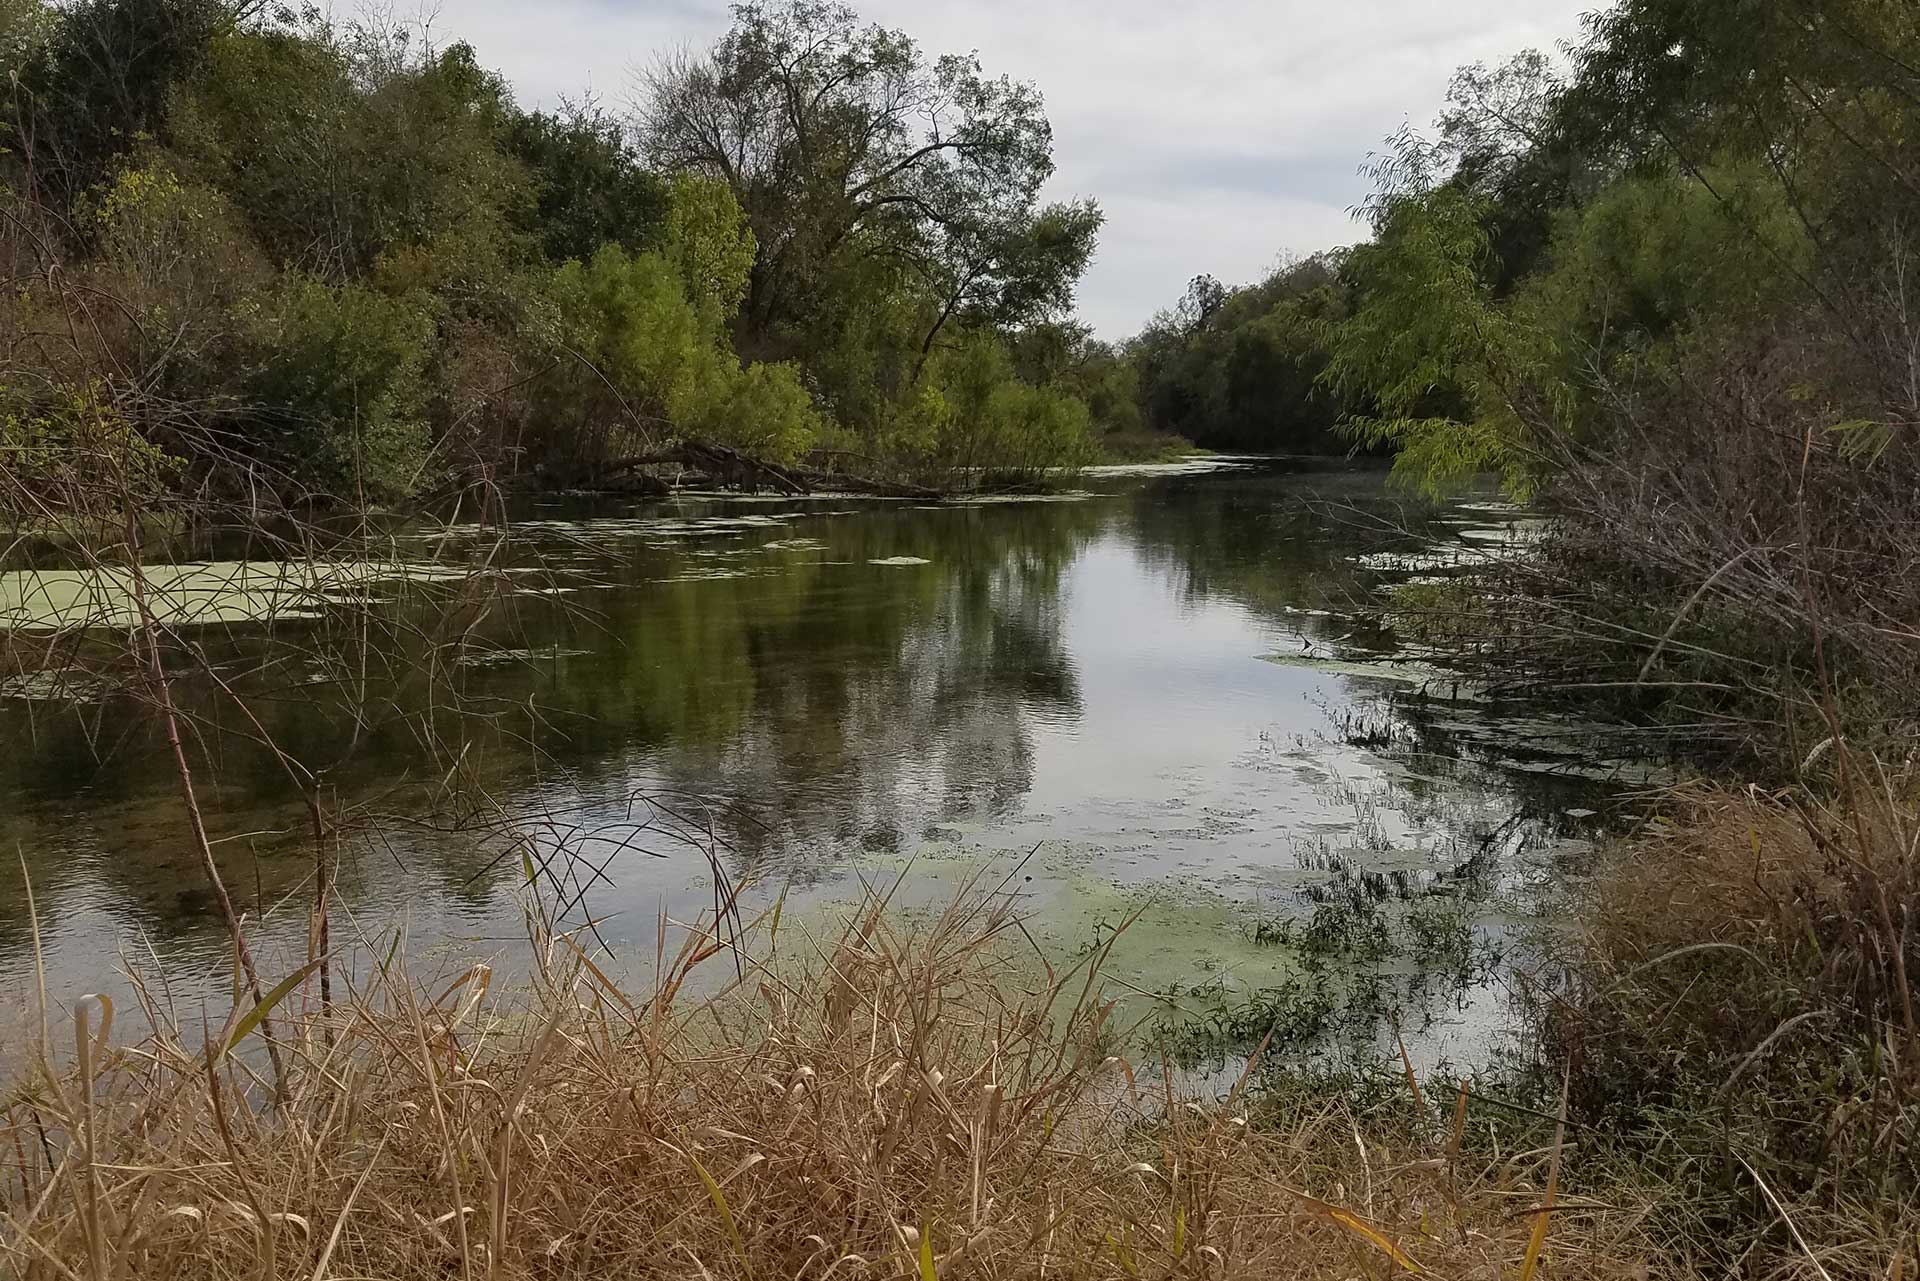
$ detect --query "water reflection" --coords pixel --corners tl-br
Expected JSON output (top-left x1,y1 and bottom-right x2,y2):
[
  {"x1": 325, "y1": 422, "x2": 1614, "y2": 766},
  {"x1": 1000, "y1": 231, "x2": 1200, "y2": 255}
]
[{"x1": 0, "y1": 462, "x2": 1614, "y2": 1068}]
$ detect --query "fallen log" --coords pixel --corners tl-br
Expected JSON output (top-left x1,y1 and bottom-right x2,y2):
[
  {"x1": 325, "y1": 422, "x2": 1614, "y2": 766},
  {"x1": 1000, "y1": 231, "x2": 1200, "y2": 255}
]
[
  {"x1": 520, "y1": 439, "x2": 957, "y2": 501},
  {"x1": 787, "y1": 467, "x2": 942, "y2": 500}
]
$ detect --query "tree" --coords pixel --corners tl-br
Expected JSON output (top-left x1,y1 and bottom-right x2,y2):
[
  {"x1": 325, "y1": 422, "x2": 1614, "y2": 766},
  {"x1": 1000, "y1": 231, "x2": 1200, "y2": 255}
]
[
  {"x1": 0, "y1": 0, "x2": 51, "y2": 80},
  {"x1": 662, "y1": 173, "x2": 757, "y2": 319},
  {"x1": 636, "y1": 1, "x2": 1070, "y2": 357},
  {"x1": 535, "y1": 242, "x2": 821, "y2": 467},
  {"x1": 174, "y1": 17, "x2": 527, "y2": 283},
  {"x1": 1438, "y1": 51, "x2": 1564, "y2": 186},
  {"x1": 3, "y1": 0, "x2": 225, "y2": 208},
  {"x1": 1172, "y1": 274, "x2": 1227, "y2": 333},
  {"x1": 245, "y1": 278, "x2": 436, "y2": 499},
  {"x1": 910, "y1": 198, "x2": 1102, "y2": 377},
  {"x1": 1009, "y1": 326, "x2": 1143, "y2": 439},
  {"x1": 1122, "y1": 257, "x2": 1355, "y2": 453},
  {"x1": 1437, "y1": 51, "x2": 1583, "y2": 287},
  {"x1": 506, "y1": 98, "x2": 669, "y2": 264}
]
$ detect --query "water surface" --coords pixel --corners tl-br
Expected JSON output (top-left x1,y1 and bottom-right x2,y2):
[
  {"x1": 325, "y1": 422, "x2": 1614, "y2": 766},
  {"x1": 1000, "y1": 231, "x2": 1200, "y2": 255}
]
[{"x1": 0, "y1": 461, "x2": 1622, "y2": 1064}]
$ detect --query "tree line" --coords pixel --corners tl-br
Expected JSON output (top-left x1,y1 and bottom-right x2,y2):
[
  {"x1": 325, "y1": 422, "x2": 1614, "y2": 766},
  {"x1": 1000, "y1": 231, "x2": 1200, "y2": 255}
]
[
  {"x1": 1122, "y1": 0, "x2": 1920, "y2": 766},
  {"x1": 0, "y1": 0, "x2": 1110, "y2": 507},
  {"x1": 1310, "y1": 0, "x2": 1920, "y2": 762}
]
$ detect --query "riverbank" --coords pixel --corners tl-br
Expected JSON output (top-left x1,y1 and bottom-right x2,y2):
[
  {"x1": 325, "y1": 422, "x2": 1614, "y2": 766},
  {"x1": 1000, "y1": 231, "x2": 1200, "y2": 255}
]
[
  {"x1": 8, "y1": 789, "x2": 1913, "y2": 1280},
  {"x1": 0, "y1": 888, "x2": 1660, "y2": 1280},
  {"x1": 1364, "y1": 513, "x2": 1920, "y2": 1276},
  {"x1": 1550, "y1": 773, "x2": 1920, "y2": 1278}
]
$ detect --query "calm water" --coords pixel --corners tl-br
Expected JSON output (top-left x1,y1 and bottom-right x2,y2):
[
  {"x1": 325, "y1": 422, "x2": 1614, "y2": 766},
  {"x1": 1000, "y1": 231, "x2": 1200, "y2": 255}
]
[{"x1": 0, "y1": 461, "x2": 1622, "y2": 1062}]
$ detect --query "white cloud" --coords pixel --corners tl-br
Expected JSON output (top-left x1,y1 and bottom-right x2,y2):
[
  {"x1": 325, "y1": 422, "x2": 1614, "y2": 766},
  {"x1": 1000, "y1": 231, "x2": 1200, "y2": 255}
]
[{"x1": 425, "y1": 0, "x2": 1595, "y2": 336}]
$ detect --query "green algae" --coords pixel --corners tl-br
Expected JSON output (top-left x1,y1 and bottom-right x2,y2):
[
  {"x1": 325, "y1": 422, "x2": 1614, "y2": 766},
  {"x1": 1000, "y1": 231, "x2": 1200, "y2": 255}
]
[{"x1": 0, "y1": 560, "x2": 476, "y2": 632}]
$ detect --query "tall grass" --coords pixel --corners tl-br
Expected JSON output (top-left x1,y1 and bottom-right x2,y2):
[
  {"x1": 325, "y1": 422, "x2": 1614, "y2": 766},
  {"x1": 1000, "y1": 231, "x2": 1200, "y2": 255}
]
[
  {"x1": 2, "y1": 884, "x2": 1661, "y2": 1280},
  {"x1": 1536, "y1": 759, "x2": 1920, "y2": 1278}
]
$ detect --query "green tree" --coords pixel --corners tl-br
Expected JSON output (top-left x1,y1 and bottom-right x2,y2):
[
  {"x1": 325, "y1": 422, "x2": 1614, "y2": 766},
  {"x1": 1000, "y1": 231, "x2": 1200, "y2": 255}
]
[
  {"x1": 79, "y1": 159, "x2": 268, "y2": 416},
  {"x1": 662, "y1": 173, "x2": 756, "y2": 320},
  {"x1": 2, "y1": 0, "x2": 223, "y2": 208},
  {"x1": 174, "y1": 17, "x2": 527, "y2": 283},
  {"x1": 1326, "y1": 170, "x2": 1528, "y2": 495},
  {"x1": 537, "y1": 244, "x2": 820, "y2": 466},
  {"x1": 637, "y1": 1, "x2": 1079, "y2": 360},
  {"x1": 244, "y1": 277, "x2": 436, "y2": 499},
  {"x1": 1436, "y1": 51, "x2": 1584, "y2": 288},
  {"x1": 1127, "y1": 256, "x2": 1354, "y2": 453},
  {"x1": 0, "y1": 0, "x2": 50, "y2": 81},
  {"x1": 910, "y1": 199, "x2": 1103, "y2": 378},
  {"x1": 506, "y1": 99, "x2": 669, "y2": 264},
  {"x1": 916, "y1": 332, "x2": 1094, "y2": 480}
]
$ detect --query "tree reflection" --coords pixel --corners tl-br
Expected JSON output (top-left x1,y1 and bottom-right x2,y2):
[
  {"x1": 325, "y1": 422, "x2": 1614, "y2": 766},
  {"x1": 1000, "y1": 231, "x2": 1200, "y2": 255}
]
[{"x1": 0, "y1": 495, "x2": 1103, "y2": 948}]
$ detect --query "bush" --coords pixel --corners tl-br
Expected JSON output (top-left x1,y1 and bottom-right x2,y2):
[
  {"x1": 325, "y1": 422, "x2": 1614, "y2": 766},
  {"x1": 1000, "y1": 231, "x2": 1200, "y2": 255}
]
[
  {"x1": 2, "y1": 0, "x2": 220, "y2": 205},
  {"x1": 506, "y1": 100, "x2": 669, "y2": 265},
  {"x1": 245, "y1": 279, "x2": 435, "y2": 500},
  {"x1": 174, "y1": 22, "x2": 526, "y2": 283},
  {"x1": 81, "y1": 161, "x2": 268, "y2": 393},
  {"x1": 0, "y1": 382, "x2": 179, "y2": 512},
  {"x1": 534, "y1": 245, "x2": 822, "y2": 467},
  {"x1": 1538, "y1": 773, "x2": 1920, "y2": 1275},
  {"x1": 689, "y1": 360, "x2": 821, "y2": 463},
  {"x1": 923, "y1": 333, "x2": 1097, "y2": 481}
]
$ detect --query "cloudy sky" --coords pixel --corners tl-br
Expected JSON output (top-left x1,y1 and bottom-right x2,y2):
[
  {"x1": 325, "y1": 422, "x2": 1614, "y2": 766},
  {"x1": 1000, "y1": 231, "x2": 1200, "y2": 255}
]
[{"x1": 436, "y1": 0, "x2": 1598, "y2": 337}]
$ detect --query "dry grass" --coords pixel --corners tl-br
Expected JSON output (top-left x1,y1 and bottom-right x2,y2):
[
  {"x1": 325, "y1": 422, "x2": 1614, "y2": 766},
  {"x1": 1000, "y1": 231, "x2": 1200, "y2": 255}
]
[
  {"x1": 1, "y1": 882, "x2": 1664, "y2": 1280},
  {"x1": 1545, "y1": 761, "x2": 1920, "y2": 1279}
]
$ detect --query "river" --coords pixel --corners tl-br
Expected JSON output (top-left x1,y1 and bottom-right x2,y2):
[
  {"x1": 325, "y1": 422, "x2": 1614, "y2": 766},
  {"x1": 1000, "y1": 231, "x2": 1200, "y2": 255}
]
[{"x1": 0, "y1": 459, "x2": 1632, "y2": 1067}]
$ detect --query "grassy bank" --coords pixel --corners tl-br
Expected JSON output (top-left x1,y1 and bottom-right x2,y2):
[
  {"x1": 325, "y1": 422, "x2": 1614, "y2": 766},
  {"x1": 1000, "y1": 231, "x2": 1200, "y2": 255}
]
[
  {"x1": 1373, "y1": 536, "x2": 1920, "y2": 1276},
  {"x1": 1532, "y1": 768, "x2": 1920, "y2": 1278},
  {"x1": 0, "y1": 887, "x2": 1665, "y2": 1280}
]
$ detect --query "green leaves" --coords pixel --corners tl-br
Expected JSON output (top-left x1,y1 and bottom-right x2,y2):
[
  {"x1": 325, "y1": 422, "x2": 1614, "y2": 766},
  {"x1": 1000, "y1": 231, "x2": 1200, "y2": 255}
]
[
  {"x1": 1323, "y1": 184, "x2": 1531, "y2": 497},
  {"x1": 246, "y1": 278, "x2": 436, "y2": 499},
  {"x1": 636, "y1": 0, "x2": 1092, "y2": 438},
  {"x1": 536, "y1": 244, "x2": 823, "y2": 465},
  {"x1": 1126, "y1": 255, "x2": 1353, "y2": 454},
  {"x1": 665, "y1": 175, "x2": 756, "y2": 320},
  {"x1": 507, "y1": 101, "x2": 670, "y2": 265},
  {"x1": 210, "y1": 956, "x2": 327, "y2": 1067}
]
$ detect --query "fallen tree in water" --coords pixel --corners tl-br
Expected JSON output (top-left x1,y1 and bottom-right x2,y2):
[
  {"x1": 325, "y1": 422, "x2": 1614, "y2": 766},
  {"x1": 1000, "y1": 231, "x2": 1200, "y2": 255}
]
[{"x1": 535, "y1": 439, "x2": 999, "y2": 500}]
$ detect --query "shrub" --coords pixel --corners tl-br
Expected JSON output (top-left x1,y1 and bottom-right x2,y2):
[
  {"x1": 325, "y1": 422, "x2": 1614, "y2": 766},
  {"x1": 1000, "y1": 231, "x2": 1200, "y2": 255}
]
[
  {"x1": 922, "y1": 333, "x2": 1097, "y2": 481},
  {"x1": 0, "y1": 382, "x2": 179, "y2": 513},
  {"x1": 689, "y1": 359, "x2": 821, "y2": 463},
  {"x1": 662, "y1": 172, "x2": 755, "y2": 320},
  {"x1": 174, "y1": 23, "x2": 526, "y2": 283},
  {"x1": 81, "y1": 160, "x2": 268, "y2": 390},
  {"x1": 245, "y1": 278, "x2": 435, "y2": 500},
  {"x1": 534, "y1": 245, "x2": 822, "y2": 468},
  {"x1": 1539, "y1": 772, "x2": 1920, "y2": 1276}
]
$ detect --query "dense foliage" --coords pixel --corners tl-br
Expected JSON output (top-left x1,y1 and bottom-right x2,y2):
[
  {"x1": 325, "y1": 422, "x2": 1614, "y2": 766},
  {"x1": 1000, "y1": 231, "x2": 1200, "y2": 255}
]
[
  {"x1": 0, "y1": 0, "x2": 1106, "y2": 505},
  {"x1": 1121, "y1": 258, "x2": 1361, "y2": 454},
  {"x1": 1308, "y1": 7, "x2": 1920, "y2": 1267},
  {"x1": 1320, "y1": 0, "x2": 1920, "y2": 763}
]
